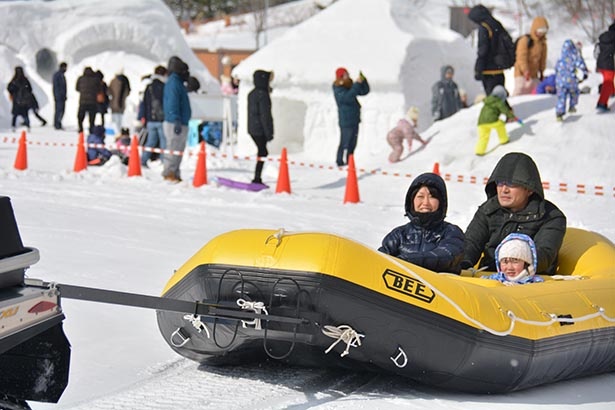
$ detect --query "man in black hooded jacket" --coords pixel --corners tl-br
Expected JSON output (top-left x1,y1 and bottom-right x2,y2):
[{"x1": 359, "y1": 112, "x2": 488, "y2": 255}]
[
  {"x1": 462, "y1": 152, "x2": 567, "y2": 275},
  {"x1": 468, "y1": 5, "x2": 509, "y2": 95}
]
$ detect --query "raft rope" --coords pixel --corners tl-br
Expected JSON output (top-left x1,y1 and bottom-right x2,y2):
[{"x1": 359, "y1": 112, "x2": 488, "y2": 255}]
[
  {"x1": 383, "y1": 254, "x2": 615, "y2": 337},
  {"x1": 183, "y1": 314, "x2": 211, "y2": 339},
  {"x1": 237, "y1": 298, "x2": 268, "y2": 330},
  {"x1": 322, "y1": 325, "x2": 365, "y2": 357}
]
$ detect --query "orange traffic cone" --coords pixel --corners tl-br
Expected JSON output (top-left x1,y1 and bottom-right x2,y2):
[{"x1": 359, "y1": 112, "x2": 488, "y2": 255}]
[
  {"x1": 13, "y1": 130, "x2": 28, "y2": 170},
  {"x1": 343, "y1": 154, "x2": 360, "y2": 204},
  {"x1": 275, "y1": 147, "x2": 291, "y2": 194},
  {"x1": 73, "y1": 132, "x2": 88, "y2": 172},
  {"x1": 193, "y1": 141, "x2": 208, "y2": 187},
  {"x1": 127, "y1": 135, "x2": 142, "y2": 177},
  {"x1": 432, "y1": 162, "x2": 440, "y2": 176}
]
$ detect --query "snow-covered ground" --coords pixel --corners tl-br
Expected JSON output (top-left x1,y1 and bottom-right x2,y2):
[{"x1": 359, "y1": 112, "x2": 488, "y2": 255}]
[{"x1": 0, "y1": 0, "x2": 614, "y2": 409}]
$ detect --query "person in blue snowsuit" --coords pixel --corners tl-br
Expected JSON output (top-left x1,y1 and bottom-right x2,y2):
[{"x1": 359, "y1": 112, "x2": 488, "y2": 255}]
[
  {"x1": 86, "y1": 125, "x2": 112, "y2": 166},
  {"x1": 534, "y1": 74, "x2": 556, "y2": 94},
  {"x1": 554, "y1": 39, "x2": 588, "y2": 120},
  {"x1": 379, "y1": 172, "x2": 465, "y2": 274},
  {"x1": 482, "y1": 233, "x2": 544, "y2": 284}
]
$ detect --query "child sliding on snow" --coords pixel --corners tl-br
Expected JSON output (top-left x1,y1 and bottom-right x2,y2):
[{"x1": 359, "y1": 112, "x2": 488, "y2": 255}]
[
  {"x1": 474, "y1": 85, "x2": 516, "y2": 156},
  {"x1": 385, "y1": 106, "x2": 427, "y2": 163},
  {"x1": 555, "y1": 39, "x2": 588, "y2": 121}
]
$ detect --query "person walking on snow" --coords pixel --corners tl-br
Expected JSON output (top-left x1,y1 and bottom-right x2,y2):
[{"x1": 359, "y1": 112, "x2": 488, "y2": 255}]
[
  {"x1": 474, "y1": 85, "x2": 516, "y2": 156},
  {"x1": 467, "y1": 5, "x2": 508, "y2": 96},
  {"x1": 512, "y1": 16, "x2": 549, "y2": 96},
  {"x1": 162, "y1": 56, "x2": 191, "y2": 183},
  {"x1": 7, "y1": 66, "x2": 33, "y2": 131},
  {"x1": 595, "y1": 21, "x2": 615, "y2": 112},
  {"x1": 431, "y1": 65, "x2": 463, "y2": 121},
  {"x1": 52, "y1": 62, "x2": 67, "y2": 130},
  {"x1": 332, "y1": 67, "x2": 370, "y2": 166},
  {"x1": 554, "y1": 39, "x2": 588, "y2": 121},
  {"x1": 386, "y1": 106, "x2": 427, "y2": 163}
]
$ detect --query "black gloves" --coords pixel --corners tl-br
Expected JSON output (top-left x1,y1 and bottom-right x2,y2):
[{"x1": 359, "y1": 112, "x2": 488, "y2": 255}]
[{"x1": 174, "y1": 121, "x2": 182, "y2": 135}]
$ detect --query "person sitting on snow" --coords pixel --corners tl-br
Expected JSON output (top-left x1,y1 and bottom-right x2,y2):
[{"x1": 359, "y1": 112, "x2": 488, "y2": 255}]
[
  {"x1": 482, "y1": 233, "x2": 544, "y2": 285},
  {"x1": 385, "y1": 106, "x2": 427, "y2": 163},
  {"x1": 87, "y1": 125, "x2": 112, "y2": 166},
  {"x1": 113, "y1": 127, "x2": 131, "y2": 165}
]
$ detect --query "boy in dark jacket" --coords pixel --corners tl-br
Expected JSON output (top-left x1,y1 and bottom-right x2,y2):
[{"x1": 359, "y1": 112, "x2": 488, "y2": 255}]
[
  {"x1": 475, "y1": 85, "x2": 516, "y2": 156},
  {"x1": 462, "y1": 152, "x2": 567, "y2": 275},
  {"x1": 431, "y1": 65, "x2": 463, "y2": 121},
  {"x1": 332, "y1": 67, "x2": 370, "y2": 166},
  {"x1": 247, "y1": 69, "x2": 274, "y2": 184},
  {"x1": 87, "y1": 125, "x2": 112, "y2": 166},
  {"x1": 379, "y1": 172, "x2": 465, "y2": 274}
]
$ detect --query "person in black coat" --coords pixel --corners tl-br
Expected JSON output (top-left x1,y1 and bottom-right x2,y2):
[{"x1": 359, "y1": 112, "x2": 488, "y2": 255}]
[
  {"x1": 76, "y1": 67, "x2": 102, "y2": 133},
  {"x1": 468, "y1": 5, "x2": 509, "y2": 95},
  {"x1": 462, "y1": 152, "x2": 567, "y2": 275},
  {"x1": 379, "y1": 172, "x2": 465, "y2": 274},
  {"x1": 595, "y1": 21, "x2": 615, "y2": 111},
  {"x1": 52, "y1": 62, "x2": 67, "y2": 129},
  {"x1": 247, "y1": 70, "x2": 274, "y2": 184},
  {"x1": 332, "y1": 67, "x2": 370, "y2": 166},
  {"x1": 6, "y1": 66, "x2": 33, "y2": 131}
]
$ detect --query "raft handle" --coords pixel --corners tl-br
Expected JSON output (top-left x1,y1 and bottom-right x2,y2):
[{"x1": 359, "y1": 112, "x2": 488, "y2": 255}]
[{"x1": 170, "y1": 327, "x2": 190, "y2": 347}]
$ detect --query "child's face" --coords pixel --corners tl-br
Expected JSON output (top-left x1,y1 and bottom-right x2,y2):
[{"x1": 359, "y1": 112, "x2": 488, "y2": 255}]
[{"x1": 500, "y1": 257, "x2": 526, "y2": 280}]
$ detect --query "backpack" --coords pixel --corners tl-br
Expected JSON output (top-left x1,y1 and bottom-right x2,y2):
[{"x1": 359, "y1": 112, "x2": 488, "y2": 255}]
[
  {"x1": 481, "y1": 22, "x2": 515, "y2": 69},
  {"x1": 145, "y1": 80, "x2": 164, "y2": 122},
  {"x1": 514, "y1": 34, "x2": 534, "y2": 62}
]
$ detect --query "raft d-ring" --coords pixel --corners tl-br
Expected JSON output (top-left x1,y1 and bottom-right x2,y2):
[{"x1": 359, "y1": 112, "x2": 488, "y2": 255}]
[
  {"x1": 390, "y1": 346, "x2": 408, "y2": 368},
  {"x1": 265, "y1": 228, "x2": 286, "y2": 247},
  {"x1": 170, "y1": 327, "x2": 190, "y2": 347}
]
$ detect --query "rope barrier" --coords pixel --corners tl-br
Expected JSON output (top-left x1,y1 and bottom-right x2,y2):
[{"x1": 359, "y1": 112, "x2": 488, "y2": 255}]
[{"x1": 2, "y1": 136, "x2": 613, "y2": 198}]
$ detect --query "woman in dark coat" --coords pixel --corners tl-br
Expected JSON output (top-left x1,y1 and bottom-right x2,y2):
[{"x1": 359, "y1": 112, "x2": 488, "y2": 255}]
[
  {"x1": 6, "y1": 66, "x2": 33, "y2": 130},
  {"x1": 379, "y1": 172, "x2": 465, "y2": 274},
  {"x1": 595, "y1": 22, "x2": 615, "y2": 111},
  {"x1": 332, "y1": 67, "x2": 369, "y2": 166},
  {"x1": 247, "y1": 70, "x2": 274, "y2": 184}
]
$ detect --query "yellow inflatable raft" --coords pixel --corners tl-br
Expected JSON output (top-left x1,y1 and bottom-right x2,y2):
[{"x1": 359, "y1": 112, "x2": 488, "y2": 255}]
[{"x1": 157, "y1": 227, "x2": 615, "y2": 393}]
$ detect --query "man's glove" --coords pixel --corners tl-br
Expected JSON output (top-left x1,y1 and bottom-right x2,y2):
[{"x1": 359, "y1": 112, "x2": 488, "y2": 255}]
[
  {"x1": 460, "y1": 260, "x2": 473, "y2": 270},
  {"x1": 174, "y1": 121, "x2": 182, "y2": 135}
]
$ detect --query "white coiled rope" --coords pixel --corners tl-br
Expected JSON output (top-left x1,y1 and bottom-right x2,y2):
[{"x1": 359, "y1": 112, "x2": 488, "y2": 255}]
[
  {"x1": 322, "y1": 325, "x2": 365, "y2": 357},
  {"x1": 237, "y1": 298, "x2": 268, "y2": 330}
]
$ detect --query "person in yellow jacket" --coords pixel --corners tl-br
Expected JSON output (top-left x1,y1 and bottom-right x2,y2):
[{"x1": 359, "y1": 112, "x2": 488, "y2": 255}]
[
  {"x1": 475, "y1": 85, "x2": 516, "y2": 156},
  {"x1": 513, "y1": 17, "x2": 549, "y2": 95}
]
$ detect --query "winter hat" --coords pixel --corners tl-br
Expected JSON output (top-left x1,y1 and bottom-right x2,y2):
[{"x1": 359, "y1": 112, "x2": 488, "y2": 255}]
[
  {"x1": 335, "y1": 67, "x2": 348, "y2": 79},
  {"x1": 498, "y1": 239, "x2": 532, "y2": 266},
  {"x1": 491, "y1": 85, "x2": 508, "y2": 101},
  {"x1": 495, "y1": 233, "x2": 537, "y2": 282},
  {"x1": 406, "y1": 106, "x2": 419, "y2": 122}
]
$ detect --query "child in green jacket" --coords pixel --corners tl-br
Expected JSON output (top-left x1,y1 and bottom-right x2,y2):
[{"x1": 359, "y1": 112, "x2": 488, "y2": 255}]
[{"x1": 475, "y1": 85, "x2": 516, "y2": 155}]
